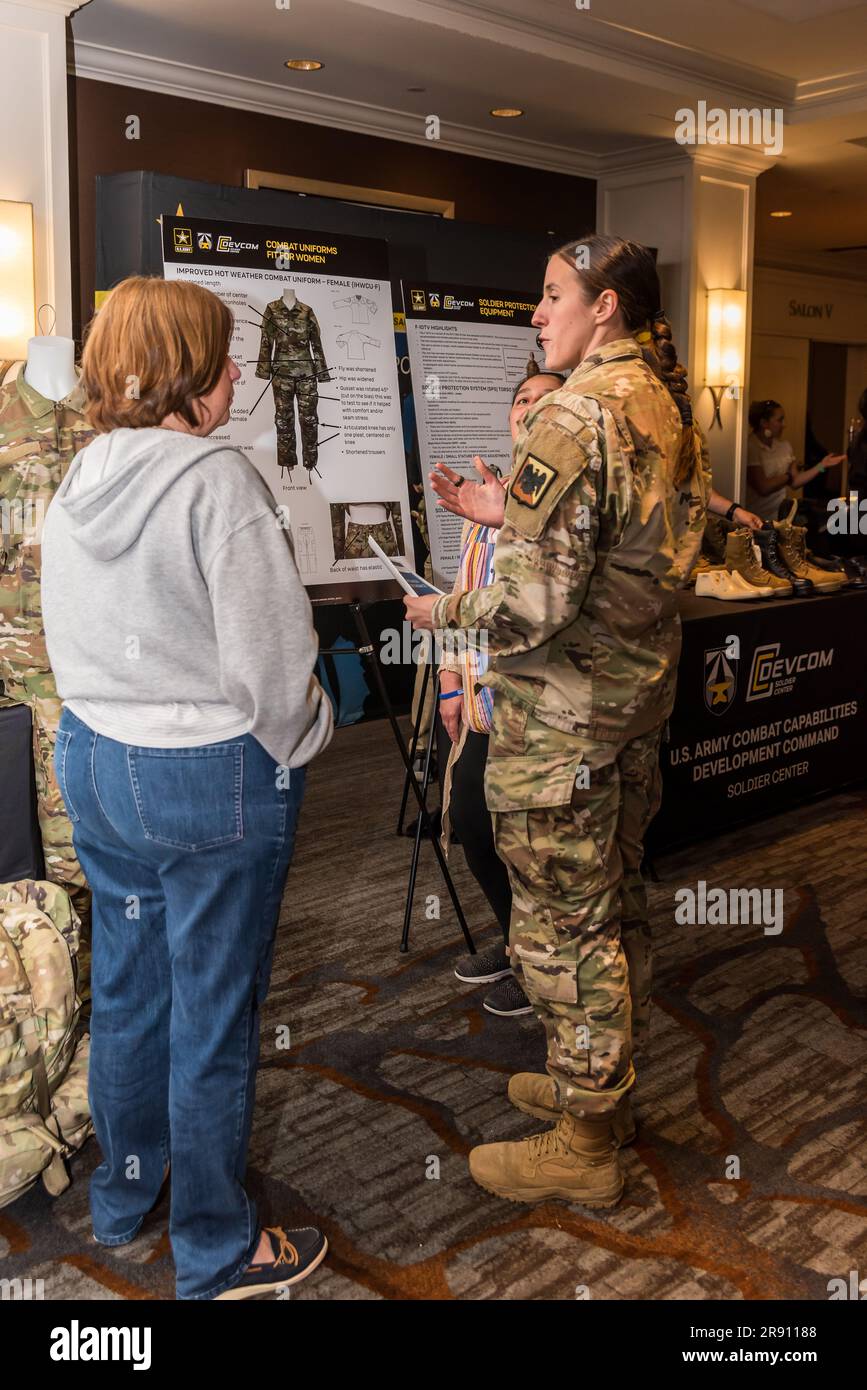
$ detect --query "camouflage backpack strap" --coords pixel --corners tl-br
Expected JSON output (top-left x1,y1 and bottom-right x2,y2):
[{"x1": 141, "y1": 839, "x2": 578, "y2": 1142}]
[{"x1": 0, "y1": 880, "x2": 83, "y2": 1205}]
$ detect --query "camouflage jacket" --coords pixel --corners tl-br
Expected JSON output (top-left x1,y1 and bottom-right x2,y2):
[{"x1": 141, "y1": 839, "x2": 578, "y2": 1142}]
[
  {"x1": 0, "y1": 367, "x2": 95, "y2": 676},
  {"x1": 255, "y1": 299, "x2": 328, "y2": 381},
  {"x1": 431, "y1": 337, "x2": 711, "y2": 743}
]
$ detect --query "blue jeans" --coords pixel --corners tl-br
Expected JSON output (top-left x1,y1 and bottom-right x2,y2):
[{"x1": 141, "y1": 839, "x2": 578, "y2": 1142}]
[{"x1": 54, "y1": 707, "x2": 306, "y2": 1299}]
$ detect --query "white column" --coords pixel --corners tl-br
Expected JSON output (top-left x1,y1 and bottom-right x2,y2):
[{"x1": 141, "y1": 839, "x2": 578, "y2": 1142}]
[
  {"x1": 596, "y1": 147, "x2": 771, "y2": 501},
  {"x1": 0, "y1": 0, "x2": 90, "y2": 341}
]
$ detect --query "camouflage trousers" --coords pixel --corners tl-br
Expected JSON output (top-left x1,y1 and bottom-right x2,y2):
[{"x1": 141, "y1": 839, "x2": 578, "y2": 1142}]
[
  {"x1": 485, "y1": 697, "x2": 662, "y2": 1119},
  {"x1": 272, "y1": 375, "x2": 319, "y2": 474},
  {"x1": 0, "y1": 669, "x2": 92, "y2": 998},
  {"x1": 344, "y1": 519, "x2": 399, "y2": 560}
]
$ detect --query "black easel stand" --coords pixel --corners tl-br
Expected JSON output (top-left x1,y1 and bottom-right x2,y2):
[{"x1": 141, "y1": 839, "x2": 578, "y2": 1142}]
[
  {"x1": 319, "y1": 601, "x2": 475, "y2": 956},
  {"x1": 396, "y1": 656, "x2": 430, "y2": 836}
]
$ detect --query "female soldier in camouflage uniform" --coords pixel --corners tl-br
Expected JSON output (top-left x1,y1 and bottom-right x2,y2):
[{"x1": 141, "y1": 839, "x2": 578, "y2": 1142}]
[{"x1": 405, "y1": 236, "x2": 710, "y2": 1209}]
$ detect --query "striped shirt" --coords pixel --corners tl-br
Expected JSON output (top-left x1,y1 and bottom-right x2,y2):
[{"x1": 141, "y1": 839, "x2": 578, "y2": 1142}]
[{"x1": 455, "y1": 520, "x2": 497, "y2": 733}]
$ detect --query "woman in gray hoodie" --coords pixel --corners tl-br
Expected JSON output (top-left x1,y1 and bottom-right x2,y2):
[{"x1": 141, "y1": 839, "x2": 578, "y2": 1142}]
[{"x1": 41, "y1": 276, "x2": 332, "y2": 1300}]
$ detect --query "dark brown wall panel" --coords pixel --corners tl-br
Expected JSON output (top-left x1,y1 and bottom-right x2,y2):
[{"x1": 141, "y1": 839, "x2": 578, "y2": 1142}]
[{"x1": 69, "y1": 76, "x2": 595, "y2": 335}]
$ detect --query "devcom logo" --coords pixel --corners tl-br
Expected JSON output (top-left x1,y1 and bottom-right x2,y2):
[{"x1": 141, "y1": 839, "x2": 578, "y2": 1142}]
[{"x1": 703, "y1": 644, "x2": 738, "y2": 715}]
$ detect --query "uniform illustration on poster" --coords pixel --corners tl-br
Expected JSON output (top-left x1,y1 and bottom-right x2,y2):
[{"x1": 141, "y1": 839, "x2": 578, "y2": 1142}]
[
  {"x1": 161, "y1": 214, "x2": 413, "y2": 591},
  {"x1": 334, "y1": 293, "x2": 378, "y2": 325},
  {"x1": 254, "y1": 285, "x2": 335, "y2": 482},
  {"x1": 330, "y1": 500, "x2": 403, "y2": 564}
]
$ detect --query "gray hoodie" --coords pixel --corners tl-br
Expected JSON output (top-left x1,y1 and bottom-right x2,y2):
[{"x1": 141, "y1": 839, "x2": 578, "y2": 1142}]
[{"x1": 41, "y1": 428, "x2": 332, "y2": 767}]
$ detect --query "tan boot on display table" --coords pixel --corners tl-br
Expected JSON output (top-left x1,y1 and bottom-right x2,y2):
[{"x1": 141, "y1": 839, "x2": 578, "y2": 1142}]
[
  {"x1": 689, "y1": 552, "x2": 714, "y2": 585},
  {"x1": 773, "y1": 517, "x2": 847, "y2": 592},
  {"x1": 468, "y1": 1111, "x2": 624, "y2": 1207},
  {"x1": 695, "y1": 567, "x2": 774, "y2": 600},
  {"x1": 725, "y1": 528, "x2": 792, "y2": 598},
  {"x1": 507, "y1": 1073, "x2": 637, "y2": 1147}
]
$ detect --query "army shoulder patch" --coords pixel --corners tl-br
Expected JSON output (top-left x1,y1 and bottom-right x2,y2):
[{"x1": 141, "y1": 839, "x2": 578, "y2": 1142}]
[{"x1": 510, "y1": 454, "x2": 557, "y2": 509}]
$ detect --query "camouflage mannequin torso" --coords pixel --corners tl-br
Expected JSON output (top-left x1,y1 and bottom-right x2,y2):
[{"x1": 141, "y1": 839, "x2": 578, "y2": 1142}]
[{"x1": 0, "y1": 365, "x2": 94, "y2": 977}]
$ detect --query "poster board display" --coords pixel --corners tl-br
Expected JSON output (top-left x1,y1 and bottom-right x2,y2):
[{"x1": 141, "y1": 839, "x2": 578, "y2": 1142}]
[
  {"x1": 161, "y1": 215, "x2": 413, "y2": 594},
  {"x1": 403, "y1": 281, "x2": 545, "y2": 588}
]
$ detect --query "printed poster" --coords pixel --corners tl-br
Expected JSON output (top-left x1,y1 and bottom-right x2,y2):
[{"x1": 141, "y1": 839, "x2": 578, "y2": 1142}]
[
  {"x1": 162, "y1": 215, "x2": 412, "y2": 591},
  {"x1": 403, "y1": 281, "x2": 545, "y2": 587}
]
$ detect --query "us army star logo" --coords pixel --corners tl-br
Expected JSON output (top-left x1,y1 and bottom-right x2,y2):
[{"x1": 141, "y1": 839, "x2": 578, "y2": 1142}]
[{"x1": 511, "y1": 454, "x2": 557, "y2": 508}]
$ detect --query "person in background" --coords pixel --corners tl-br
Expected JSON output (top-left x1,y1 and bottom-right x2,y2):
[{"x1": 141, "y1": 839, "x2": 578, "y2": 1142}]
[
  {"x1": 441, "y1": 361, "x2": 565, "y2": 1018},
  {"x1": 847, "y1": 388, "x2": 867, "y2": 496},
  {"x1": 40, "y1": 277, "x2": 333, "y2": 1301},
  {"x1": 746, "y1": 399, "x2": 845, "y2": 522}
]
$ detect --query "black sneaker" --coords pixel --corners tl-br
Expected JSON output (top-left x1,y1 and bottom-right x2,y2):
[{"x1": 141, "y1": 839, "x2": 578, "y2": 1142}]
[
  {"x1": 483, "y1": 975, "x2": 534, "y2": 1016},
  {"x1": 215, "y1": 1225, "x2": 328, "y2": 1300},
  {"x1": 454, "y1": 945, "x2": 511, "y2": 984}
]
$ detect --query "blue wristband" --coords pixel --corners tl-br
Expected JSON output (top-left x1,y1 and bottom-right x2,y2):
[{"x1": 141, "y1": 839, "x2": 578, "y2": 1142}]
[{"x1": 438, "y1": 689, "x2": 462, "y2": 701}]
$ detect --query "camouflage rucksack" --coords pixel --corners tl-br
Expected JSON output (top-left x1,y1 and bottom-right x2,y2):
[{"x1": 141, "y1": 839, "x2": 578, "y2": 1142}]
[{"x1": 0, "y1": 879, "x2": 92, "y2": 1207}]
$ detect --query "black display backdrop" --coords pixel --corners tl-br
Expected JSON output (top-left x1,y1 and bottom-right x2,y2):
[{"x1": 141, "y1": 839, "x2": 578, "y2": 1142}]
[
  {"x1": 95, "y1": 171, "x2": 564, "y2": 316},
  {"x1": 648, "y1": 588, "x2": 867, "y2": 852},
  {"x1": 94, "y1": 171, "x2": 566, "y2": 718}
]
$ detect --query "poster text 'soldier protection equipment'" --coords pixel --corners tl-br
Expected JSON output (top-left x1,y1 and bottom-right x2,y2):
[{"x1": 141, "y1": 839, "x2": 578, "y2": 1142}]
[
  {"x1": 255, "y1": 298, "x2": 329, "y2": 475},
  {"x1": 432, "y1": 337, "x2": 711, "y2": 1121},
  {"x1": 0, "y1": 366, "x2": 94, "y2": 960}
]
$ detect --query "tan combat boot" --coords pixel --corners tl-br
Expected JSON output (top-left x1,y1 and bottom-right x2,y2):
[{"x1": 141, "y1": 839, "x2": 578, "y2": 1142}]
[
  {"x1": 689, "y1": 553, "x2": 714, "y2": 586},
  {"x1": 507, "y1": 1073, "x2": 637, "y2": 1147},
  {"x1": 725, "y1": 528, "x2": 792, "y2": 598},
  {"x1": 773, "y1": 519, "x2": 847, "y2": 592},
  {"x1": 701, "y1": 514, "x2": 730, "y2": 565},
  {"x1": 469, "y1": 1111, "x2": 623, "y2": 1207}
]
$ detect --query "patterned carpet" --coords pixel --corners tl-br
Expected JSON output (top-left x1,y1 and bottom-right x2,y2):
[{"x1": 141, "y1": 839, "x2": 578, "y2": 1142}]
[{"x1": 2, "y1": 719, "x2": 866, "y2": 1301}]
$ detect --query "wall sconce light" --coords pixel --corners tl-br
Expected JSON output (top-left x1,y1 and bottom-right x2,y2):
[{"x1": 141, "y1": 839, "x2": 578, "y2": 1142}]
[
  {"x1": 704, "y1": 287, "x2": 747, "y2": 429},
  {"x1": 0, "y1": 200, "x2": 36, "y2": 361}
]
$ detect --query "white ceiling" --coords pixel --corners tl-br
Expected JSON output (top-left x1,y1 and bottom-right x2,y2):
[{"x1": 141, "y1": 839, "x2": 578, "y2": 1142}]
[{"x1": 70, "y1": 0, "x2": 867, "y2": 270}]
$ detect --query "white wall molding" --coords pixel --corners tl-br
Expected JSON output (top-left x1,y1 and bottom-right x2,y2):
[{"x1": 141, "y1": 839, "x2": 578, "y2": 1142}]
[
  {"x1": 71, "y1": 41, "x2": 610, "y2": 177},
  {"x1": 73, "y1": 41, "x2": 801, "y2": 182},
  {"x1": 791, "y1": 68, "x2": 867, "y2": 123},
  {"x1": 4, "y1": 0, "x2": 88, "y2": 15}
]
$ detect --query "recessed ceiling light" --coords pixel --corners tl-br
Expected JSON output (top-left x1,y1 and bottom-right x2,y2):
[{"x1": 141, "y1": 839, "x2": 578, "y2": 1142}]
[
  {"x1": 770, "y1": 210, "x2": 793, "y2": 217},
  {"x1": 285, "y1": 59, "x2": 323, "y2": 71},
  {"x1": 490, "y1": 107, "x2": 524, "y2": 118}
]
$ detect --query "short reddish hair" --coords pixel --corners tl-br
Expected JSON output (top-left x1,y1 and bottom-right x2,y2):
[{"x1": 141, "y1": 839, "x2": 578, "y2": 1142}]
[{"x1": 81, "y1": 276, "x2": 233, "y2": 431}]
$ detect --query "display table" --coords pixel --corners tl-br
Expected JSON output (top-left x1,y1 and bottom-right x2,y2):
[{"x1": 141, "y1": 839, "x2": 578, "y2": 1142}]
[{"x1": 647, "y1": 586, "x2": 867, "y2": 852}]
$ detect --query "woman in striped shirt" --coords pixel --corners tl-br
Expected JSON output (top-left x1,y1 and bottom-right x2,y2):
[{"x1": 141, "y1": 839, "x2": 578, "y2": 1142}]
[{"x1": 439, "y1": 363, "x2": 565, "y2": 1016}]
